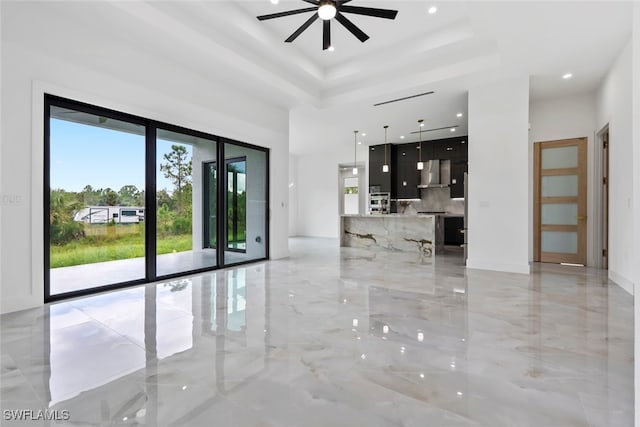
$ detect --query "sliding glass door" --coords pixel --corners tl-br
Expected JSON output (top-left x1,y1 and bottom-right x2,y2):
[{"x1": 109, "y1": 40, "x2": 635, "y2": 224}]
[
  {"x1": 47, "y1": 104, "x2": 146, "y2": 296},
  {"x1": 45, "y1": 95, "x2": 268, "y2": 301},
  {"x1": 203, "y1": 161, "x2": 217, "y2": 251},
  {"x1": 223, "y1": 145, "x2": 267, "y2": 265},
  {"x1": 226, "y1": 157, "x2": 246, "y2": 252},
  {"x1": 156, "y1": 129, "x2": 217, "y2": 277}
]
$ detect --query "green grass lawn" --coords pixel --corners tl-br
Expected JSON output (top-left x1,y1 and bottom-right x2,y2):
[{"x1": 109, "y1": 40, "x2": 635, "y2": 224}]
[{"x1": 50, "y1": 225, "x2": 193, "y2": 268}]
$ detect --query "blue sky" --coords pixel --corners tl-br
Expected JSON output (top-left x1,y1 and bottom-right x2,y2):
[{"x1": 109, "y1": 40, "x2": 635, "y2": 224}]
[{"x1": 50, "y1": 119, "x2": 191, "y2": 194}]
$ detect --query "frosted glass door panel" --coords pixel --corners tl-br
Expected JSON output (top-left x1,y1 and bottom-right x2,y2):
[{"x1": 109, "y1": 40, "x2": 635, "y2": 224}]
[
  {"x1": 541, "y1": 146, "x2": 578, "y2": 169},
  {"x1": 541, "y1": 204, "x2": 578, "y2": 225},
  {"x1": 541, "y1": 231, "x2": 578, "y2": 254},
  {"x1": 541, "y1": 175, "x2": 578, "y2": 197}
]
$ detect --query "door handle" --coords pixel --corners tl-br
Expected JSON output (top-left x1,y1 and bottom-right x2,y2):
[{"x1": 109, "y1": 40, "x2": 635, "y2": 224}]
[{"x1": 576, "y1": 215, "x2": 587, "y2": 220}]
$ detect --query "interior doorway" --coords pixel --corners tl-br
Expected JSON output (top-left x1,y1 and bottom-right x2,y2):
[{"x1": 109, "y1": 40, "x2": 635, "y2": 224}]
[
  {"x1": 338, "y1": 164, "x2": 365, "y2": 215},
  {"x1": 533, "y1": 137, "x2": 588, "y2": 265}
]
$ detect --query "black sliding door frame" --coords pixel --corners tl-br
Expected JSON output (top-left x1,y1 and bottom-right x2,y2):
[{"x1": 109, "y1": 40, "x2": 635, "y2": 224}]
[{"x1": 44, "y1": 95, "x2": 270, "y2": 303}]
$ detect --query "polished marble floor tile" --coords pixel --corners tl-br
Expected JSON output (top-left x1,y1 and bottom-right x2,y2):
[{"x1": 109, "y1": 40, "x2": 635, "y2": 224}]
[{"x1": 0, "y1": 237, "x2": 634, "y2": 426}]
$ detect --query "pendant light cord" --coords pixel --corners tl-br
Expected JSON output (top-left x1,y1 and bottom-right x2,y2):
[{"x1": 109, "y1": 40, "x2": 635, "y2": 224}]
[
  {"x1": 418, "y1": 119, "x2": 423, "y2": 162},
  {"x1": 354, "y1": 130, "x2": 358, "y2": 169},
  {"x1": 384, "y1": 125, "x2": 389, "y2": 164}
]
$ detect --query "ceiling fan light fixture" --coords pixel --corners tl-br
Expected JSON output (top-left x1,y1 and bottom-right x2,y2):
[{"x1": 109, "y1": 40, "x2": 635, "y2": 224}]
[{"x1": 318, "y1": 2, "x2": 337, "y2": 20}]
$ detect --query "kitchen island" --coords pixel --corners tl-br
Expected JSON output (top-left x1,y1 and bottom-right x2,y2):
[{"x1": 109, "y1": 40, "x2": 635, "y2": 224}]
[{"x1": 340, "y1": 214, "x2": 443, "y2": 256}]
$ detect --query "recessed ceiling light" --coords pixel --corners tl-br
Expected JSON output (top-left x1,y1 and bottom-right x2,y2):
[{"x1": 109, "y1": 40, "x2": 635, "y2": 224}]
[
  {"x1": 400, "y1": 135, "x2": 405, "y2": 139},
  {"x1": 456, "y1": 113, "x2": 463, "y2": 118},
  {"x1": 328, "y1": 45, "x2": 335, "y2": 52},
  {"x1": 428, "y1": 6, "x2": 438, "y2": 14},
  {"x1": 563, "y1": 73, "x2": 573, "y2": 79},
  {"x1": 270, "y1": 0, "x2": 279, "y2": 4},
  {"x1": 450, "y1": 128, "x2": 456, "y2": 132},
  {"x1": 361, "y1": 133, "x2": 366, "y2": 136},
  {"x1": 357, "y1": 141, "x2": 362, "y2": 145},
  {"x1": 420, "y1": 122, "x2": 425, "y2": 127}
]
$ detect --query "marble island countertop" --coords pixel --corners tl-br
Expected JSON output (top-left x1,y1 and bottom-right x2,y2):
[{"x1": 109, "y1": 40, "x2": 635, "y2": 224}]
[
  {"x1": 341, "y1": 213, "x2": 463, "y2": 218},
  {"x1": 340, "y1": 214, "x2": 439, "y2": 255}
]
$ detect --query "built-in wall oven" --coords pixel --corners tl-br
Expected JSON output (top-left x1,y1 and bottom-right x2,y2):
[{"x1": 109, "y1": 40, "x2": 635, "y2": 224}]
[{"x1": 369, "y1": 192, "x2": 390, "y2": 214}]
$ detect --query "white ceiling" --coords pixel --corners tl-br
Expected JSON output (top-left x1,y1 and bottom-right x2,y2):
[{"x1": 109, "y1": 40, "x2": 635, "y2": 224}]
[{"x1": 2, "y1": 0, "x2": 633, "y2": 155}]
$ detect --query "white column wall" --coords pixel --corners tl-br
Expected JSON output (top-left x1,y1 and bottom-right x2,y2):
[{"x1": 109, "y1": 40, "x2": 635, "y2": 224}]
[
  {"x1": 1, "y1": 39, "x2": 288, "y2": 314},
  {"x1": 288, "y1": 154, "x2": 298, "y2": 237},
  {"x1": 596, "y1": 40, "x2": 634, "y2": 293},
  {"x1": 632, "y1": 3, "x2": 640, "y2": 425},
  {"x1": 467, "y1": 75, "x2": 530, "y2": 274}
]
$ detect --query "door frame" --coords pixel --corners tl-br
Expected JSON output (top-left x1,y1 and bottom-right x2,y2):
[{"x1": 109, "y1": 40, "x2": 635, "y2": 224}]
[
  {"x1": 533, "y1": 137, "x2": 588, "y2": 264},
  {"x1": 594, "y1": 125, "x2": 609, "y2": 269}
]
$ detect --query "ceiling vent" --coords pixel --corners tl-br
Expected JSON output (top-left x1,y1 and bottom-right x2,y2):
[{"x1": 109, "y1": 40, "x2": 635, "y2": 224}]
[{"x1": 373, "y1": 91, "x2": 434, "y2": 107}]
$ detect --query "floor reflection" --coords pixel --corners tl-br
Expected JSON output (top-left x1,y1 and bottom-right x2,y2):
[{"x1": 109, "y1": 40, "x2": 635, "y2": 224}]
[
  {"x1": 0, "y1": 238, "x2": 634, "y2": 426},
  {"x1": 40, "y1": 266, "x2": 268, "y2": 425}
]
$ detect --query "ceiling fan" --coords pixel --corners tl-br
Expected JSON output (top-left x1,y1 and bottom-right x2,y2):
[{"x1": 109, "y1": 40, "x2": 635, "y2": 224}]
[{"x1": 257, "y1": 0, "x2": 399, "y2": 50}]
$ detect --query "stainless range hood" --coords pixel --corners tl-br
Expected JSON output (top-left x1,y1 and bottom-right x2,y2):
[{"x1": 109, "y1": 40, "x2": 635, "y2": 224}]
[{"x1": 417, "y1": 159, "x2": 450, "y2": 189}]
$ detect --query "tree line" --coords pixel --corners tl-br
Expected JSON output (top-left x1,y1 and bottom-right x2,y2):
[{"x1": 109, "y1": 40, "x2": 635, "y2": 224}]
[{"x1": 50, "y1": 144, "x2": 193, "y2": 244}]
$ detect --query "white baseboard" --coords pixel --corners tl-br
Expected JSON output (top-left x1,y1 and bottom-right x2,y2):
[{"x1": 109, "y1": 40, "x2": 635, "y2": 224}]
[
  {"x1": 466, "y1": 259, "x2": 531, "y2": 275},
  {"x1": 608, "y1": 270, "x2": 634, "y2": 295}
]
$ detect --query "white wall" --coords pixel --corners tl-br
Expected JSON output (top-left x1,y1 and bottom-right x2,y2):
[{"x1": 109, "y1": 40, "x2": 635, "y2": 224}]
[
  {"x1": 467, "y1": 75, "x2": 530, "y2": 274},
  {"x1": 288, "y1": 154, "x2": 298, "y2": 236},
  {"x1": 596, "y1": 40, "x2": 634, "y2": 294},
  {"x1": 295, "y1": 153, "x2": 341, "y2": 238},
  {"x1": 631, "y1": 4, "x2": 640, "y2": 425},
  {"x1": 0, "y1": 6, "x2": 289, "y2": 313},
  {"x1": 528, "y1": 93, "x2": 597, "y2": 265}
]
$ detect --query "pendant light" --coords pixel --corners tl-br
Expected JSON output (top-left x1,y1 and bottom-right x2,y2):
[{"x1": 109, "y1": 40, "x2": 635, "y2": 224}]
[
  {"x1": 352, "y1": 130, "x2": 359, "y2": 175},
  {"x1": 382, "y1": 125, "x2": 390, "y2": 173},
  {"x1": 417, "y1": 119, "x2": 424, "y2": 170}
]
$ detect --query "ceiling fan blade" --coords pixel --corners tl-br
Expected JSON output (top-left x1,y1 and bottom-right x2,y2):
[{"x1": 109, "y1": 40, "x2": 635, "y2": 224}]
[
  {"x1": 339, "y1": 5, "x2": 398, "y2": 19},
  {"x1": 285, "y1": 13, "x2": 319, "y2": 43},
  {"x1": 323, "y1": 20, "x2": 331, "y2": 50},
  {"x1": 301, "y1": 0, "x2": 320, "y2": 4},
  {"x1": 338, "y1": 0, "x2": 353, "y2": 4},
  {"x1": 257, "y1": 7, "x2": 317, "y2": 21},
  {"x1": 335, "y1": 12, "x2": 369, "y2": 43}
]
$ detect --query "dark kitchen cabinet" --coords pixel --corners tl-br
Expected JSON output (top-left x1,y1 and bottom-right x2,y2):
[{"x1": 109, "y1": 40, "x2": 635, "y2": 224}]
[
  {"x1": 429, "y1": 137, "x2": 468, "y2": 160},
  {"x1": 393, "y1": 143, "x2": 420, "y2": 199},
  {"x1": 450, "y1": 160, "x2": 467, "y2": 198},
  {"x1": 368, "y1": 144, "x2": 394, "y2": 193},
  {"x1": 444, "y1": 216, "x2": 465, "y2": 245}
]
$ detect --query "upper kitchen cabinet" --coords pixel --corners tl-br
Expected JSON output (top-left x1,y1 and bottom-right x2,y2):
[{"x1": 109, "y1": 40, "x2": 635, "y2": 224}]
[
  {"x1": 368, "y1": 144, "x2": 394, "y2": 193},
  {"x1": 427, "y1": 136, "x2": 468, "y2": 160},
  {"x1": 393, "y1": 143, "x2": 420, "y2": 199}
]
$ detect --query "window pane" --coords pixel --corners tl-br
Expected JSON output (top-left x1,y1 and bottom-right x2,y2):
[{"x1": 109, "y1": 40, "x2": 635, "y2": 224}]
[
  {"x1": 156, "y1": 129, "x2": 217, "y2": 276},
  {"x1": 541, "y1": 203, "x2": 578, "y2": 225},
  {"x1": 49, "y1": 106, "x2": 145, "y2": 295},
  {"x1": 541, "y1": 231, "x2": 578, "y2": 254},
  {"x1": 541, "y1": 146, "x2": 578, "y2": 169},
  {"x1": 541, "y1": 175, "x2": 578, "y2": 197}
]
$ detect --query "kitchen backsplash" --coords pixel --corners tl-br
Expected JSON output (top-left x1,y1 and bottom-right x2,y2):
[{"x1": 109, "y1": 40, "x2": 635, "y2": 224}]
[{"x1": 393, "y1": 188, "x2": 465, "y2": 215}]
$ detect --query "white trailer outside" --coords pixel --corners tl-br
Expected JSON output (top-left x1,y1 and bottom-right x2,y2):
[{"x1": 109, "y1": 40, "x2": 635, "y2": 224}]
[{"x1": 73, "y1": 206, "x2": 145, "y2": 224}]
